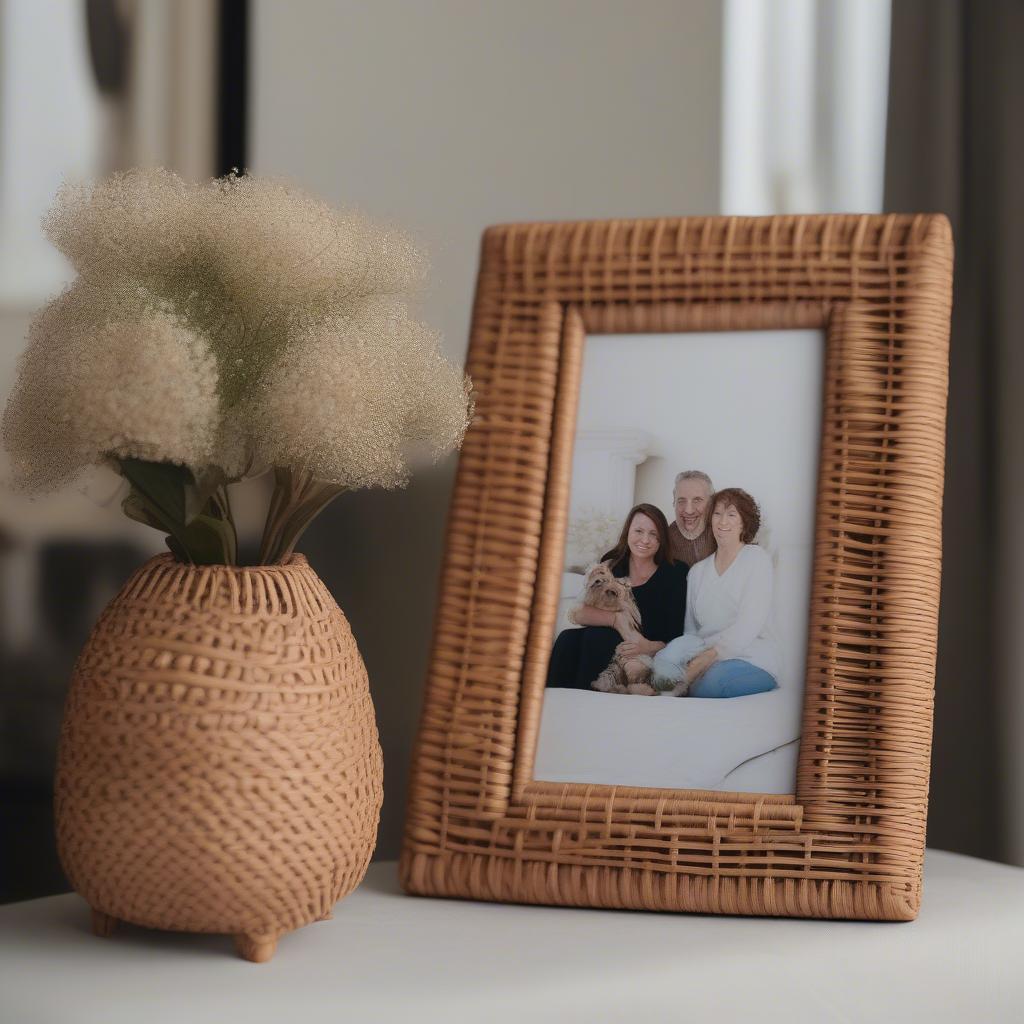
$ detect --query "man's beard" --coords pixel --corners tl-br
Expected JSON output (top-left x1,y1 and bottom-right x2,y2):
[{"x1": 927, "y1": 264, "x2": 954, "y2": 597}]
[{"x1": 677, "y1": 518, "x2": 704, "y2": 540}]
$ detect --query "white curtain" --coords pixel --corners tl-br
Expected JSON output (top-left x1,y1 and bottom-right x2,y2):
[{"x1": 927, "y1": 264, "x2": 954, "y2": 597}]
[{"x1": 720, "y1": 0, "x2": 892, "y2": 215}]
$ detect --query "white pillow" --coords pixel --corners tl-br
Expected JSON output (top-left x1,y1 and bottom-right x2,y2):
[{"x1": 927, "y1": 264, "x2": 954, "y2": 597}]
[{"x1": 553, "y1": 571, "x2": 586, "y2": 636}]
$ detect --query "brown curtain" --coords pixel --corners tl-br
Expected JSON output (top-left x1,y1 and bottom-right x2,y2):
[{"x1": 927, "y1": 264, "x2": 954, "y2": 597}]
[{"x1": 884, "y1": 0, "x2": 1024, "y2": 865}]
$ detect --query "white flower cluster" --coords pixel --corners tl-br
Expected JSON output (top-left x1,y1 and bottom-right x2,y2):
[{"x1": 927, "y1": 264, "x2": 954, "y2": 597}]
[
  {"x1": 564, "y1": 509, "x2": 623, "y2": 574},
  {"x1": 4, "y1": 281, "x2": 220, "y2": 493},
  {"x1": 240, "y1": 299, "x2": 472, "y2": 490},
  {"x1": 2, "y1": 167, "x2": 471, "y2": 496}
]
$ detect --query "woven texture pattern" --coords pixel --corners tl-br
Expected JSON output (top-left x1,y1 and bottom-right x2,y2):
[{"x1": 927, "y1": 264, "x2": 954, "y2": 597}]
[
  {"x1": 400, "y1": 214, "x2": 953, "y2": 921},
  {"x1": 56, "y1": 552, "x2": 383, "y2": 953}
]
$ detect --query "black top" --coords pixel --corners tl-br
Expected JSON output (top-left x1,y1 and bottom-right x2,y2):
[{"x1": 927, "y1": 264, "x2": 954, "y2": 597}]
[
  {"x1": 608, "y1": 558, "x2": 688, "y2": 643},
  {"x1": 545, "y1": 557, "x2": 689, "y2": 690}
]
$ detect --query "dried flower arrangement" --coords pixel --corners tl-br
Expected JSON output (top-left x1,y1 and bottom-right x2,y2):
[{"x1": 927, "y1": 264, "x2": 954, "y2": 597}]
[
  {"x1": 564, "y1": 508, "x2": 623, "y2": 574},
  {"x1": 1, "y1": 168, "x2": 473, "y2": 564}
]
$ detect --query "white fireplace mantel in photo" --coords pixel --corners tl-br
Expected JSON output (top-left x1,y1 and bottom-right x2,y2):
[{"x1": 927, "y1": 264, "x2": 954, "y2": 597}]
[{"x1": 569, "y1": 429, "x2": 653, "y2": 525}]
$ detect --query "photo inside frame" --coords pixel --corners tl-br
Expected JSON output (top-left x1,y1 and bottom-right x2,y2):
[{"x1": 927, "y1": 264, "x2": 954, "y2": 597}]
[{"x1": 533, "y1": 329, "x2": 824, "y2": 794}]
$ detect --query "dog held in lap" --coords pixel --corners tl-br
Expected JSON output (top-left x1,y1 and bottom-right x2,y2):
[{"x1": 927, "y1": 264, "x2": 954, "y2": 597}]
[{"x1": 574, "y1": 563, "x2": 658, "y2": 696}]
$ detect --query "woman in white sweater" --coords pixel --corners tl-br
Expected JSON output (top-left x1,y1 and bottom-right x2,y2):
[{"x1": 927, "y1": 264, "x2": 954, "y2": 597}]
[{"x1": 651, "y1": 487, "x2": 780, "y2": 698}]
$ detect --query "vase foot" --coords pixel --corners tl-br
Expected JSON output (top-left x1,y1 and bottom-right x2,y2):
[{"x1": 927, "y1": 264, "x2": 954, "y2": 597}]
[
  {"x1": 233, "y1": 932, "x2": 279, "y2": 963},
  {"x1": 91, "y1": 909, "x2": 119, "y2": 937}
]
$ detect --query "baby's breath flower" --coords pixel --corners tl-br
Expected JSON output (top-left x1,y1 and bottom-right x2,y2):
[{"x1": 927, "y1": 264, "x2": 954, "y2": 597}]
[
  {"x1": 3, "y1": 293, "x2": 219, "y2": 494},
  {"x1": 241, "y1": 298, "x2": 470, "y2": 490},
  {"x1": 1, "y1": 167, "x2": 473, "y2": 565}
]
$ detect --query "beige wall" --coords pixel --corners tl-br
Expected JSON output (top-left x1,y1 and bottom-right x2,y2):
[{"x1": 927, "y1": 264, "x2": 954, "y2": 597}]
[{"x1": 252, "y1": 0, "x2": 724, "y2": 858}]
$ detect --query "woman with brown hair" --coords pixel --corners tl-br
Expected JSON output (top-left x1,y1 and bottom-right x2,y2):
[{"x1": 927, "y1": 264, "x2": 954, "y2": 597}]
[
  {"x1": 546, "y1": 503, "x2": 687, "y2": 690},
  {"x1": 651, "y1": 487, "x2": 780, "y2": 698}
]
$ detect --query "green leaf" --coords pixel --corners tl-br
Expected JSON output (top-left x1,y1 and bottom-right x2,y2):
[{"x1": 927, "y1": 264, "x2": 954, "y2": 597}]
[
  {"x1": 121, "y1": 492, "x2": 165, "y2": 531},
  {"x1": 117, "y1": 458, "x2": 238, "y2": 564},
  {"x1": 186, "y1": 465, "x2": 229, "y2": 525},
  {"x1": 122, "y1": 484, "x2": 196, "y2": 562},
  {"x1": 179, "y1": 512, "x2": 237, "y2": 565},
  {"x1": 165, "y1": 534, "x2": 189, "y2": 561},
  {"x1": 118, "y1": 458, "x2": 190, "y2": 524}
]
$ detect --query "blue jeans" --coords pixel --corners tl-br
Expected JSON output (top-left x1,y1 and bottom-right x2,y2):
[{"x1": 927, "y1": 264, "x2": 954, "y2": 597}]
[
  {"x1": 688, "y1": 660, "x2": 777, "y2": 698},
  {"x1": 652, "y1": 635, "x2": 706, "y2": 688}
]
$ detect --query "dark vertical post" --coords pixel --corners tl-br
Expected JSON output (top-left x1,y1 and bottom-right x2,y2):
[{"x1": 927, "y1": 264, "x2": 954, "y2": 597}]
[{"x1": 217, "y1": 0, "x2": 249, "y2": 176}]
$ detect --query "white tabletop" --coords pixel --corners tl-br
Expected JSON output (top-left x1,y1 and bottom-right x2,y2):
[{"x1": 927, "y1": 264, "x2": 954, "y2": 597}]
[{"x1": 2, "y1": 850, "x2": 1022, "y2": 1024}]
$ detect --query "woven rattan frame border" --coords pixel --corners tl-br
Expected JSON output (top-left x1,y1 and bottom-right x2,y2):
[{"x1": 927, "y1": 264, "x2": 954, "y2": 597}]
[{"x1": 400, "y1": 214, "x2": 953, "y2": 921}]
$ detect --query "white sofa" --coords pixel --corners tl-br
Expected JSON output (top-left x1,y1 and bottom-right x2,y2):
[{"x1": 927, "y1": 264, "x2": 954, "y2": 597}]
[
  {"x1": 533, "y1": 686, "x2": 802, "y2": 792},
  {"x1": 539, "y1": 546, "x2": 809, "y2": 794}
]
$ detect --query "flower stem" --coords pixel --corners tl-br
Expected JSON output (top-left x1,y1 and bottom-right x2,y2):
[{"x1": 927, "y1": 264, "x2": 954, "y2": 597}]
[{"x1": 258, "y1": 466, "x2": 344, "y2": 564}]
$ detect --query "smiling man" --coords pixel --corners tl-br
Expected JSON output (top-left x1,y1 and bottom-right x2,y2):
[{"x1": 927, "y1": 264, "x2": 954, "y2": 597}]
[{"x1": 668, "y1": 470, "x2": 716, "y2": 567}]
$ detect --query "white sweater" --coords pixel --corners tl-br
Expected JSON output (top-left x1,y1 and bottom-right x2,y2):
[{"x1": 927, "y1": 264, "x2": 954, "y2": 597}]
[{"x1": 684, "y1": 544, "x2": 781, "y2": 680}]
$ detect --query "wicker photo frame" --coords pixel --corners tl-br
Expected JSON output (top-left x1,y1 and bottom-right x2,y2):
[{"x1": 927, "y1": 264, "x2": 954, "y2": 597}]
[{"x1": 400, "y1": 214, "x2": 953, "y2": 921}]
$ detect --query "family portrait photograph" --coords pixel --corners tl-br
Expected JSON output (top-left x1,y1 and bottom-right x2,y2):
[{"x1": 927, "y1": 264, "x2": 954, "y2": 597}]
[{"x1": 533, "y1": 327, "x2": 824, "y2": 794}]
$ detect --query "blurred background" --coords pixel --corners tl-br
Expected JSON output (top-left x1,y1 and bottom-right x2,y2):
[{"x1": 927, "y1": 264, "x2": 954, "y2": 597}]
[{"x1": 1, "y1": 0, "x2": 1020, "y2": 902}]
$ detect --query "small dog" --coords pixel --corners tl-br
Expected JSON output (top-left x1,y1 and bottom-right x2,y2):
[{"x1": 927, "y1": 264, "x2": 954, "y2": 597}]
[{"x1": 572, "y1": 563, "x2": 658, "y2": 696}]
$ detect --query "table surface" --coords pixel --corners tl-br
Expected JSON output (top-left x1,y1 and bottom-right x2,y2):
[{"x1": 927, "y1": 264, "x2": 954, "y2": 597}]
[{"x1": 2, "y1": 850, "x2": 1022, "y2": 1024}]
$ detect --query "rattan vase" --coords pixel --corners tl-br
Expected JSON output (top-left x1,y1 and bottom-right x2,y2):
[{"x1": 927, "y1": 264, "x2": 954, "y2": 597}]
[{"x1": 54, "y1": 552, "x2": 383, "y2": 962}]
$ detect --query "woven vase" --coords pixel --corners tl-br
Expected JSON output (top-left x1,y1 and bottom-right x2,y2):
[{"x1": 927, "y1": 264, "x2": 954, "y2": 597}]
[{"x1": 54, "y1": 552, "x2": 383, "y2": 962}]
